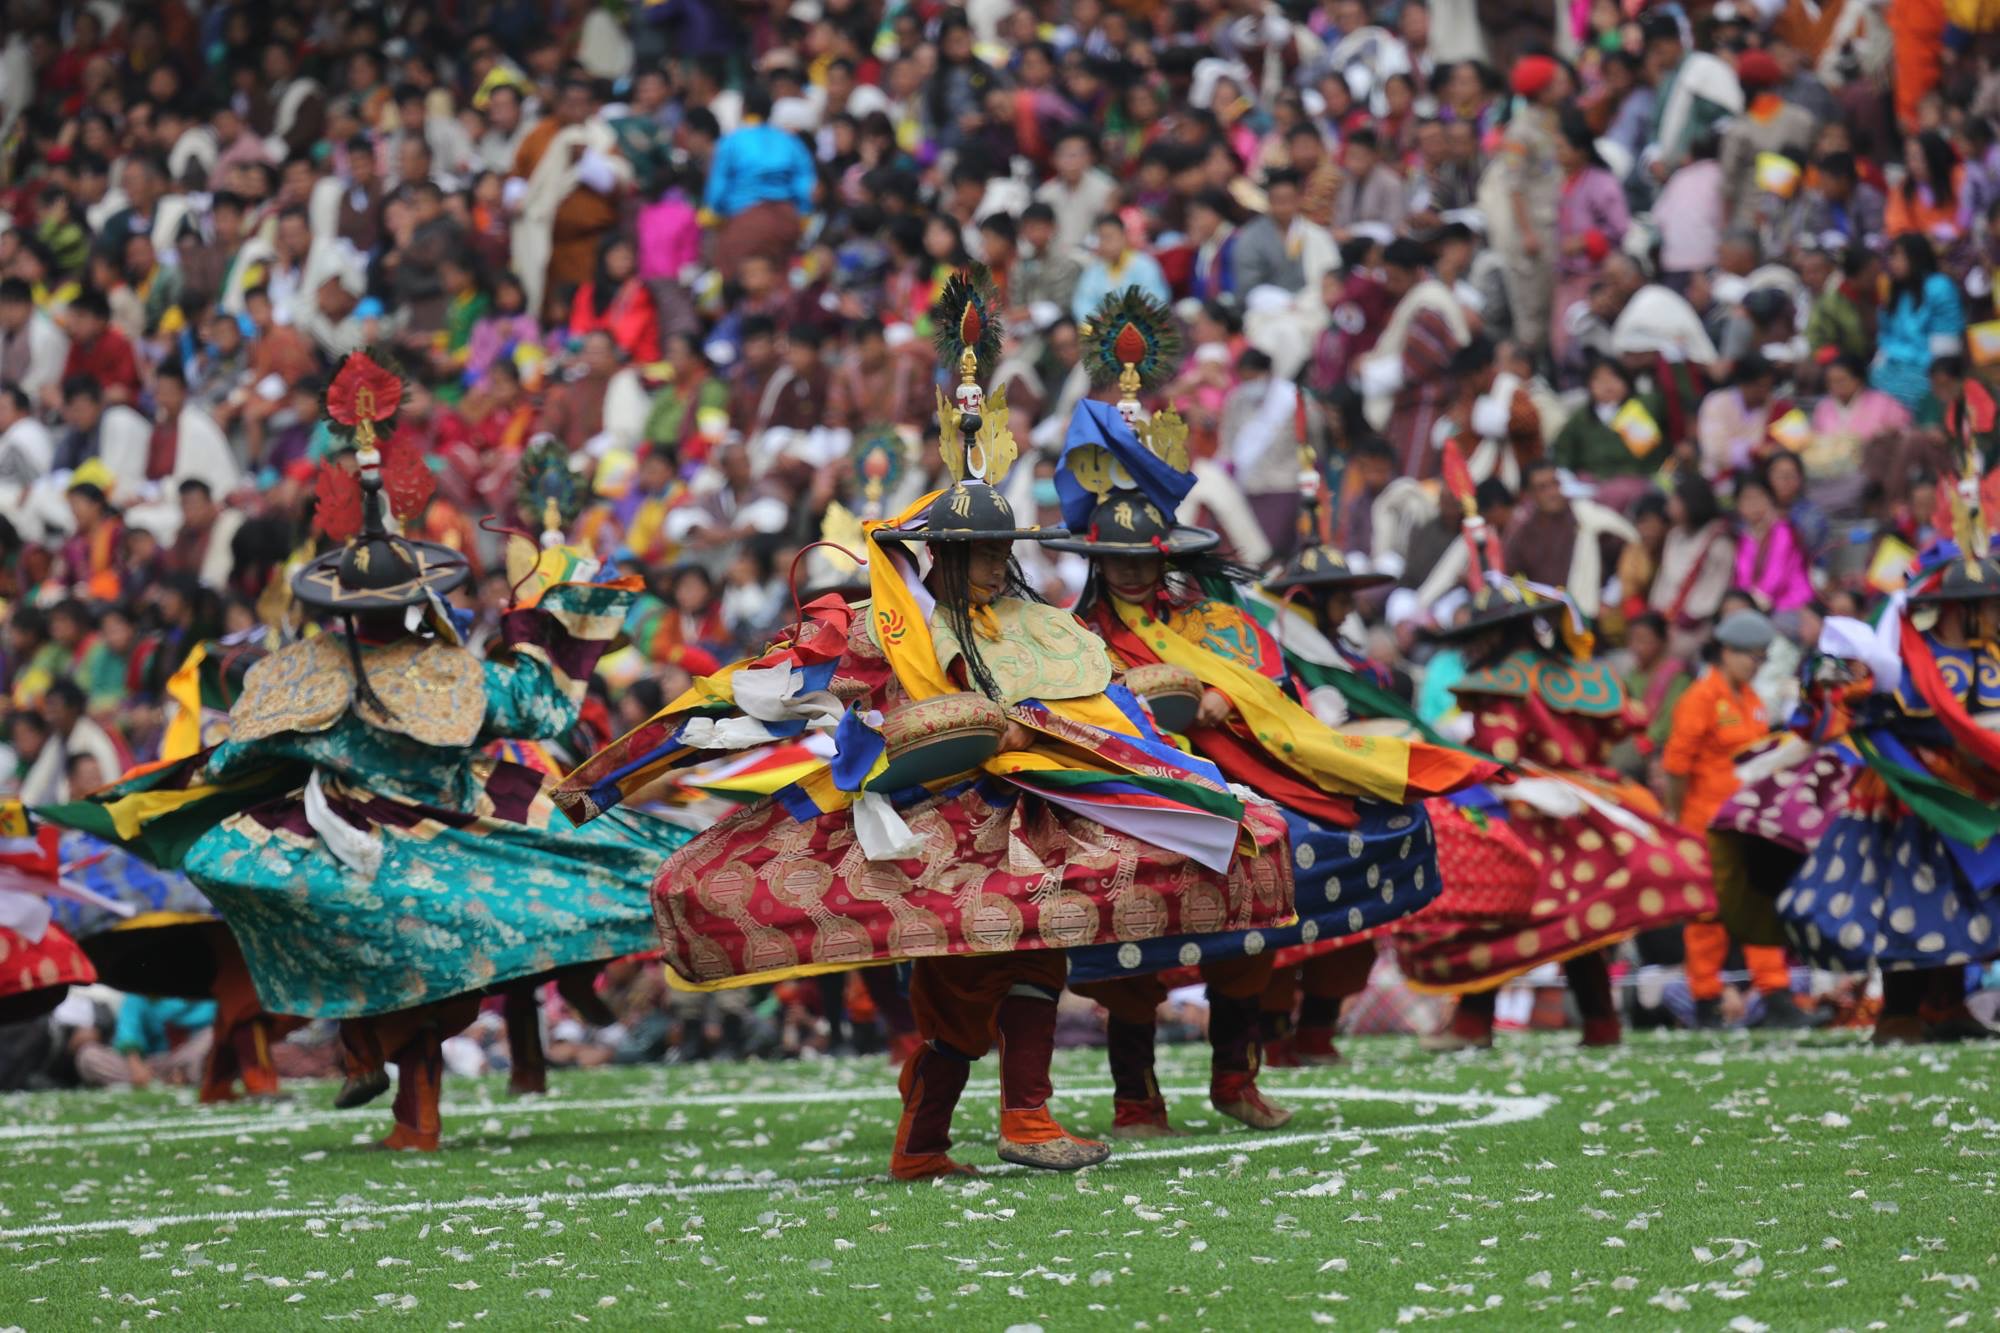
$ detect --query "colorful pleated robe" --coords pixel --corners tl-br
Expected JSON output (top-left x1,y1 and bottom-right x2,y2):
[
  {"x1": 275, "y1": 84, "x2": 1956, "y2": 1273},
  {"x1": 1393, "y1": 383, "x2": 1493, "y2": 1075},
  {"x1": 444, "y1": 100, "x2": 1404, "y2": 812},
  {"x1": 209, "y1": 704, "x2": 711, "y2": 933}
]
[
  {"x1": 1064, "y1": 597, "x2": 1482, "y2": 987},
  {"x1": 46, "y1": 830, "x2": 222, "y2": 999},
  {"x1": 1396, "y1": 652, "x2": 1716, "y2": 992},
  {"x1": 582, "y1": 594, "x2": 1294, "y2": 988},
  {"x1": 0, "y1": 924, "x2": 94, "y2": 1022},
  {"x1": 1778, "y1": 809, "x2": 2000, "y2": 971},
  {"x1": 652, "y1": 747, "x2": 1294, "y2": 987},
  {"x1": 1770, "y1": 634, "x2": 2000, "y2": 972},
  {"x1": 47, "y1": 579, "x2": 688, "y2": 1020}
]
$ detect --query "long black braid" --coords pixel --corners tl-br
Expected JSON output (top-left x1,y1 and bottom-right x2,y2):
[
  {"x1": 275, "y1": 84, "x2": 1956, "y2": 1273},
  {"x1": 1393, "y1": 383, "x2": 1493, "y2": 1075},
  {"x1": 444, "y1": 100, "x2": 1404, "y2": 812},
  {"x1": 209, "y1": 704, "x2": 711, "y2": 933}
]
[
  {"x1": 926, "y1": 544, "x2": 1044, "y2": 702},
  {"x1": 345, "y1": 610, "x2": 408, "y2": 721}
]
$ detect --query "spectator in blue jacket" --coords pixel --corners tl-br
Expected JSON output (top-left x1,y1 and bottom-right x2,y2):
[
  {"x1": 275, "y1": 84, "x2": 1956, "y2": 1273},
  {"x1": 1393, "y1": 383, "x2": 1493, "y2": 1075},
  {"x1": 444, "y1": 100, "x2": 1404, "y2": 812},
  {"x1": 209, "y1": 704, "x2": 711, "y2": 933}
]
[
  {"x1": 705, "y1": 88, "x2": 817, "y2": 281},
  {"x1": 1871, "y1": 233, "x2": 1965, "y2": 417}
]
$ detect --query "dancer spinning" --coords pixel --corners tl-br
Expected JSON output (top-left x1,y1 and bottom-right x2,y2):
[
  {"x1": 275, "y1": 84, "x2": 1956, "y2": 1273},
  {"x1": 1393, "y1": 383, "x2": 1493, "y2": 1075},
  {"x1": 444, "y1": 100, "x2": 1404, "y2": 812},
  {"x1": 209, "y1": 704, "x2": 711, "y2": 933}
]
[
  {"x1": 558, "y1": 268, "x2": 1295, "y2": 1178},
  {"x1": 1749, "y1": 458, "x2": 2000, "y2": 1042},
  {"x1": 1056, "y1": 290, "x2": 1492, "y2": 1135},
  {"x1": 1405, "y1": 444, "x2": 1717, "y2": 1050},
  {"x1": 49, "y1": 351, "x2": 680, "y2": 1148},
  {"x1": 1256, "y1": 452, "x2": 1466, "y2": 1065}
]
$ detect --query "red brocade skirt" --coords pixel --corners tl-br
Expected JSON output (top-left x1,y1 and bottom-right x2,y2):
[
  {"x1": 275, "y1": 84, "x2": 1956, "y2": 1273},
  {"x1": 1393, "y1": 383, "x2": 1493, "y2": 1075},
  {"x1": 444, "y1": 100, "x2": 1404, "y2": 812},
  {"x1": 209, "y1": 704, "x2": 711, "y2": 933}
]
[
  {"x1": 1394, "y1": 780, "x2": 1716, "y2": 993},
  {"x1": 652, "y1": 777, "x2": 1294, "y2": 986}
]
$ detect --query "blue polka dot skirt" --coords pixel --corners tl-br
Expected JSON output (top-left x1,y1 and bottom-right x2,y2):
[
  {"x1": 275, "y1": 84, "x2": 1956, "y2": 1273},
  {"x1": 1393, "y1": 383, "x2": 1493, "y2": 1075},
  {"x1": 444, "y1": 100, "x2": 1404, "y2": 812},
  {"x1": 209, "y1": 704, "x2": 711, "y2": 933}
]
[
  {"x1": 1064, "y1": 801, "x2": 1440, "y2": 984},
  {"x1": 1776, "y1": 812, "x2": 2000, "y2": 972}
]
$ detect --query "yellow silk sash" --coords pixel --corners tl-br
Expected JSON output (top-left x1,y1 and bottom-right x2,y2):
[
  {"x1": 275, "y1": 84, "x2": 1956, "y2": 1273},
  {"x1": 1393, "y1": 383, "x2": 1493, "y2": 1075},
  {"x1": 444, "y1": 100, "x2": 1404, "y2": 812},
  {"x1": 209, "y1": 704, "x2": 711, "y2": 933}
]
[{"x1": 1111, "y1": 597, "x2": 1414, "y2": 803}]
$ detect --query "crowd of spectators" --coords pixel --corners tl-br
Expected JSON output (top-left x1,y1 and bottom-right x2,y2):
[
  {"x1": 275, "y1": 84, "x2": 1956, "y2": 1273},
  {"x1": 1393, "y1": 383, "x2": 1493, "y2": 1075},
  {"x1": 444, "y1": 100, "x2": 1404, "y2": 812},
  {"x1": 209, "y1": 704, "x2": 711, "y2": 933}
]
[{"x1": 3, "y1": 0, "x2": 2000, "y2": 1074}]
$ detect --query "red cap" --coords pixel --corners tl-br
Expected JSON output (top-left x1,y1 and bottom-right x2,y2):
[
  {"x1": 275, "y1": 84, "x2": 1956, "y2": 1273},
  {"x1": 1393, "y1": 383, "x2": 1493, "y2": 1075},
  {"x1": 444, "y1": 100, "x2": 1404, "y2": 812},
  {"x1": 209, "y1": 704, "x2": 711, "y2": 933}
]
[
  {"x1": 1736, "y1": 50, "x2": 1782, "y2": 90},
  {"x1": 1511, "y1": 55, "x2": 1559, "y2": 99}
]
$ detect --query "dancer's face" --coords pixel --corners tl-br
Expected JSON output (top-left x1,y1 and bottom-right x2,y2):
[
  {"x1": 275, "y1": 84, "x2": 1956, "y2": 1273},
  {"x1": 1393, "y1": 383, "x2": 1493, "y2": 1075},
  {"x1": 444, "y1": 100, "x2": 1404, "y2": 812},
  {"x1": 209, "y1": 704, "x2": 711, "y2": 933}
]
[
  {"x1": 966, "y1": 542, "x2": 1011, "y2": 605},
  {"x1": 1975, "y1": 598, "x2": 2000, "y2": 644},
  {"x1": 1101, "y1": 555, "x2": 1165, "y2": 604},
  {"x1": 1317, "y1": 588, "x2": 1356, "y2": 625}
]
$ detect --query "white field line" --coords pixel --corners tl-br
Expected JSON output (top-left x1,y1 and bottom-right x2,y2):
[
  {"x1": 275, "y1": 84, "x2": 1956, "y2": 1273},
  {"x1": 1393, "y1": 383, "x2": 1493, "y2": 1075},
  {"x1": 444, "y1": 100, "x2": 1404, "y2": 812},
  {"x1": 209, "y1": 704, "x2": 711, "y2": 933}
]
[
  {"x1": 0, "y1": 1084, "x2": 1550, "y2": 1240},
  {"x1": 0, "y1": 1083, "x2": 1524, "y2": 1148}
]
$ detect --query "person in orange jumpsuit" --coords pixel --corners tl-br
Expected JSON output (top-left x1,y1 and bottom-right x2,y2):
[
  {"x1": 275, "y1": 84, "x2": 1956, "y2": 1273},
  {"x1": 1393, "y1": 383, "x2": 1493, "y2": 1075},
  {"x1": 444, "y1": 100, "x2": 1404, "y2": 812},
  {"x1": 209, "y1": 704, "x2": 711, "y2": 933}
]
[{"x1": 1663, "y1": 610, "x2": 1810, "y2": 1028}]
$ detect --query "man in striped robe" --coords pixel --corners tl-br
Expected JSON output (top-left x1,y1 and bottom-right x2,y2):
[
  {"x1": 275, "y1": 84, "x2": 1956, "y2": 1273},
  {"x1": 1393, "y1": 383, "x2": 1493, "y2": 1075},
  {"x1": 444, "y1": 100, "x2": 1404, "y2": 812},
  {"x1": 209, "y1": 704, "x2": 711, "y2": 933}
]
[{"x1": 1356, "y1": 239, "x2": 1469, "y2": 480}]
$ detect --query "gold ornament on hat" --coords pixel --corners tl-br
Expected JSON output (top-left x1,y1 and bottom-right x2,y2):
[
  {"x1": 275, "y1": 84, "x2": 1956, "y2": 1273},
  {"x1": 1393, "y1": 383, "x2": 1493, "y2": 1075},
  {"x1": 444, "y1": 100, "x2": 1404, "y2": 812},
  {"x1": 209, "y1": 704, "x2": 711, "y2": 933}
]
[{"x1": 931, "y1": 265, "x2": 1018, "y2": 488}]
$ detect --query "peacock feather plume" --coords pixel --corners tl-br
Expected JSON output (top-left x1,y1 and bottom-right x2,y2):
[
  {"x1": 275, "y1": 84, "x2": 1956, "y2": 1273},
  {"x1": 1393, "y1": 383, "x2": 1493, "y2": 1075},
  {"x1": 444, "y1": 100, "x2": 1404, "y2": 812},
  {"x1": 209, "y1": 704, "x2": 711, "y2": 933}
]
[
  {"x1": 1080, "y1": 287, "x2": 1182, "y2": 393},
  {"x1": 515, "y1": 436, "x2": 581, "y2": 536},
  {"x1": 931, "y1": 264, "x2": 1004, "y2": 381}
]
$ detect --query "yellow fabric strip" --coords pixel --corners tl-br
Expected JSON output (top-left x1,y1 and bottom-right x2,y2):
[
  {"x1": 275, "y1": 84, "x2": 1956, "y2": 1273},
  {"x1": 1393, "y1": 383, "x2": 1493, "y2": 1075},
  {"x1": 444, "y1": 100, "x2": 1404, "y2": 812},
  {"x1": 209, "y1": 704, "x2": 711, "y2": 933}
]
[
  {"x1": 1110, "y1": 597, "x2": 1413, "y2": 803},
  {"x1": 698, "y1": 759, "x2": 826, "y2": 796},
  {"x1": 110, "y1": 910, "x2": 216, "y2": 933},
  {"x1": 1042, "y1": 691, "x2": 1143, "y2": 737},
  {"x1": 162, "y1": 645, "x2": 206, "y2": 763},
  {"x1": 795, "y1": 764, "x2": 855, "y2": 813},
  {"x1": 105, "y1": 784, "x2": 229, "y2": 841},
  {"x1": 666, "y1": 957, "x2": 881, "y2": 992},
  {"x1": 864, "y1": 490, "x2": 956, "y2": 702}
]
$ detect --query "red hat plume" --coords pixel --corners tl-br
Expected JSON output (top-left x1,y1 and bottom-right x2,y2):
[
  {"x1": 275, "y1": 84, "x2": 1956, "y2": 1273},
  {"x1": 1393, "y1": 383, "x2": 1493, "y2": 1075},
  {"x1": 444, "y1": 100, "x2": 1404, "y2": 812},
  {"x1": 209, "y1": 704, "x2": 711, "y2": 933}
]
[
  {"x1": 324, "y1": 351, "x2": 403, "y2": 433},
  {"x1": 312, "y1": 463, "x2": 364, "y2": 542}
]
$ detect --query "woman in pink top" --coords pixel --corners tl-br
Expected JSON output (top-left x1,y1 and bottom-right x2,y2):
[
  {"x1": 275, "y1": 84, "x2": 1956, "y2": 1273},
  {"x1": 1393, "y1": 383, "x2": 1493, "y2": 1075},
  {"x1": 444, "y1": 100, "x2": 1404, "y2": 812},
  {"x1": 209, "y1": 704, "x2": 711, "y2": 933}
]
[
  {"x1": 637, "y1": 177, "x2": 701, "y2": 282},
  {"x1": 1806, "y1": 351, "x2": 1911, "y2": 485},
  {"x1": 1733, "y1": 472, "x2": 1815, "y2": 613}
]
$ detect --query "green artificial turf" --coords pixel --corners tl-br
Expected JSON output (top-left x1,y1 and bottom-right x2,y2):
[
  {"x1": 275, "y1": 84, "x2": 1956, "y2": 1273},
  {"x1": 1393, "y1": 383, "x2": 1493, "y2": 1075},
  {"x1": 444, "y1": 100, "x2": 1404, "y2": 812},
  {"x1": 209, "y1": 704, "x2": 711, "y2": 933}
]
[{"x1": 1, "y1": 1032, "x2": 1996, "y2": 1330}]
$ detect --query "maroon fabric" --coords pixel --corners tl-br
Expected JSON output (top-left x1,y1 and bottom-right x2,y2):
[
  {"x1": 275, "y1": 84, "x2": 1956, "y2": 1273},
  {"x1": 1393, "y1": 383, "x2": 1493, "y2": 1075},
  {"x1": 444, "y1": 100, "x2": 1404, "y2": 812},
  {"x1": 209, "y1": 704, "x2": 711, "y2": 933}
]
[
  {"x1": 1106, "y1": 1016, "x2": 1157, "y2": 1103},
  {"x1": 997, "y1": 993, "x2": 1057, "y2": 1111},
  {"x1": 1708, "y1": 748, "x2": 1852, "y2": 851},
  {"x1": 482, "y1": 759, "x2": 547, "y2": 823},
  {"x1": 1207, "y1": 991, "x2": 1259, "y2": 1075},
  {"x1": 146, "y1": 422, "x2": 178, "y2": 481},
  {"x1": 899, "y1": 1044, "x2": 971, "y2": 1156}
]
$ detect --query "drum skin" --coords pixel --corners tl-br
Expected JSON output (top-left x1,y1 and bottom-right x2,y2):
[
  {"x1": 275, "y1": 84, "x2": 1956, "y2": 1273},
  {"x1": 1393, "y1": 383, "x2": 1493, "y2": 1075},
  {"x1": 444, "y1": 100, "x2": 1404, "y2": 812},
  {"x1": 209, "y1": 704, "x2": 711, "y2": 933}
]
[
  {"x1": 1123, "y1": 663, "x2": 1203, "y2": 735},
  {"x1": 868, "y1": 693, "x2": 1007, "y2": 791}
]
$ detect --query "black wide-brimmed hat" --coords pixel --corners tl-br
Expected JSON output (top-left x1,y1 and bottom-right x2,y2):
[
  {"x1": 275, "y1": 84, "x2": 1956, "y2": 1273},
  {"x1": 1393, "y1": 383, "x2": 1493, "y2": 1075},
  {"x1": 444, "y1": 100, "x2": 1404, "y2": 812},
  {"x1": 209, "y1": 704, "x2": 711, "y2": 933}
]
[
  {"x1": 886, "y1": 479, "x2": 1068, "y2": 544},
  {"x1": 1043, "y1": 490, "x2": 1218, "y2": 556},
  {"x1": 293, "y1": 527, "x2": 470, "y2": 613},
  {"x1": 1425, "y1": 580, "x2": 1555, "y2": 641},
  {"x1": 1911, "y1": 550, "x2": 2000, "y2": 604},
  {"x1": 1265, "y1": 542, "x2": 1395, "y2": 593}
]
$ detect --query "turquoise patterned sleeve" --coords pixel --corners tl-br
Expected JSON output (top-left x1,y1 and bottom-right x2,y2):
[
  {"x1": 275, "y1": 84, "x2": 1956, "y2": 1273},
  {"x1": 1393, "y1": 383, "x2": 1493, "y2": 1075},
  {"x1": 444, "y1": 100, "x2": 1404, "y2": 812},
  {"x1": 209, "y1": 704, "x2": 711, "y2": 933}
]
[
  {"x1": 204, "y1": 733, "x2": 302, "y2": 782},
  {"x1": 481, "y1": 651, "x2": 582, "y2": 742}
]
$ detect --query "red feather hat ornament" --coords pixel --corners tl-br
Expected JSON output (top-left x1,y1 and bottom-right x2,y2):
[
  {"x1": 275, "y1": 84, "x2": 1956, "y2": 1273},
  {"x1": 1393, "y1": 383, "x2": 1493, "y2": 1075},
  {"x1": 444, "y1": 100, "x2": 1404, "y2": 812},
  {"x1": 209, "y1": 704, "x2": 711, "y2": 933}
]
[
  {"x1": 931, "y1": 265, "x2": 1004, "y2": 384},
  {"x1": 323, "y1": 351, "x2": 404, "y2": 450},
  {"x1": 1113, "y1": 321, "x2": 1148, "y2": 368},
  {"x1": 312, "y1": 462, "x2": 364, "y2": 542},
  {"x1": 293, "y1": 348, "x2": 467, "y2": 617},
  {"x1": 380, "y1": 422, "x2": 437, "y2": 524}
]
